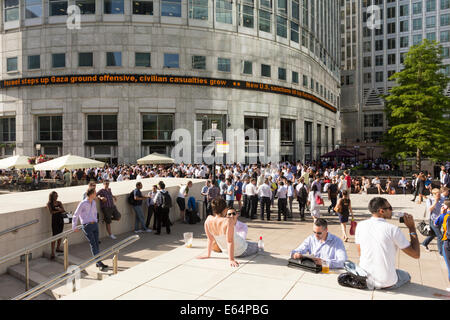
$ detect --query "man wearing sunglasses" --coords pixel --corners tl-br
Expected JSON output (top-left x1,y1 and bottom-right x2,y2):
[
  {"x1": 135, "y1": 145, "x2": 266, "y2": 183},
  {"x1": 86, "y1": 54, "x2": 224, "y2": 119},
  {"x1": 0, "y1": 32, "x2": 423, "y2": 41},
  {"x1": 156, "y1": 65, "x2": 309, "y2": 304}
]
[
  {"x1": 290, "y1": 218, "x2": 347, "y2": 269},
  {"x1": 355, "y1": 197, "x2": 420, "y2": 290}
]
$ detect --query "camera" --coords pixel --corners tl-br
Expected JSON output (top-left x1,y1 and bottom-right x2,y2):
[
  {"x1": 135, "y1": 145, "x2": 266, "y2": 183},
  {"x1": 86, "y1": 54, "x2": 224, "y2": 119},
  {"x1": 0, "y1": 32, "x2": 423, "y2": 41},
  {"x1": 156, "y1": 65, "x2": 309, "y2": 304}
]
[{"x1": 392, "y1": 212, "x2": 405, "y2": 223}]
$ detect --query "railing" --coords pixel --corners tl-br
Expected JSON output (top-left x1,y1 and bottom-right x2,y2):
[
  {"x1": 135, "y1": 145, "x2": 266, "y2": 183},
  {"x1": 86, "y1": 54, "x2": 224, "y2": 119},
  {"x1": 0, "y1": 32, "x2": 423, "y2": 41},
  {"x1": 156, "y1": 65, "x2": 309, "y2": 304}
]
[
  {"x1": 12, "y1": 235, "x2": 140, "y2": 300},
  {"x1": 0, "y1": 225, "x2": 82, "y2": 291},
  {"x1": 0, "y1": 219, "x2": 39, "y2": 238}
]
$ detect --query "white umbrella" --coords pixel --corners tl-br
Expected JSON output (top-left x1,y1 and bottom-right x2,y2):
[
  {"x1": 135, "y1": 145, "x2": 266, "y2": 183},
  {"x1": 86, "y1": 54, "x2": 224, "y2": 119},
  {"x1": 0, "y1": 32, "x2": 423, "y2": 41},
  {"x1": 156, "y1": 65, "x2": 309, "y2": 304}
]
[
  {"x1": 137, "y1": 153, "x2": 175, "y2": 165},
  {"x1": 0, "y1": 155, "x2": 34, "y2": 169},
  {"x1": 34, "y1": 154, "x2": 105, "y2": 171}
]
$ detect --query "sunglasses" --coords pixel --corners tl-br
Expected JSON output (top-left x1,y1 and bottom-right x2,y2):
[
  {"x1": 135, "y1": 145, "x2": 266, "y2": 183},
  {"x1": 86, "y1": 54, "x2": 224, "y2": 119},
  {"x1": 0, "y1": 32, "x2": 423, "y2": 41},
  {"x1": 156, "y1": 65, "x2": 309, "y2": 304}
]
[
  {"x1": 382, "y1": 206, "x2": 392, "y2": 211},
  {"x1": 227, "y1": 211, "x2": 236, "y2": 216},
  {"x1": 313, "y1": 231, "x2": 323, "y2": 235}
]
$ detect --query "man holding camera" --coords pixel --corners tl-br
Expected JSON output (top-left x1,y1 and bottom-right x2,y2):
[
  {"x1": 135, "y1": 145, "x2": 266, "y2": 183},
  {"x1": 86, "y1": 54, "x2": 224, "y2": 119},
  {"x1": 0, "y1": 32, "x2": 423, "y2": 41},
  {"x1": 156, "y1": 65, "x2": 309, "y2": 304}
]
[{"x1": 355, "y1": 197, "x2": 420, "y2": 290}]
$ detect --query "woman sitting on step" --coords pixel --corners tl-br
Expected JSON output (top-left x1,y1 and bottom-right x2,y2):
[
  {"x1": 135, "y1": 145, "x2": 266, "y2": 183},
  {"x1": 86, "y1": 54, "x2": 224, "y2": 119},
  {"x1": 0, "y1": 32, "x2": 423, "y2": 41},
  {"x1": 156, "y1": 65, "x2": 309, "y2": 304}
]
[{"x1": 197, "y1": 198, "x2": 258, "y2": 267}]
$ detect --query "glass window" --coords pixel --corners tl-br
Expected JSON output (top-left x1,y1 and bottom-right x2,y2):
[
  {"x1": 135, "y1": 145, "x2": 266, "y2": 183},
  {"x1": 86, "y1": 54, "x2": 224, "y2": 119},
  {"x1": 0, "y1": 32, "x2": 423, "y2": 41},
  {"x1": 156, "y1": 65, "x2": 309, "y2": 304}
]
[
  {"x1": 5, "y1": 0, "x2": 19, "y2": 22},
  {"x1": 387, "y1": 6, "x2": 396, "y2": 18},
  {"x1": 76, "y1": 0, "x2": 96, "y2": 14},
  {"x1": 79, "y1": 52, "x2": 93, "y2": 67},
  {"x1": 400, "y1": 20, "x2": 409, "y2": 32},
  {"x1": 218, "y1": 57, "x2": 231, "y2": 72},
  {"x1": 192, "y1": 55, "x2": 206, "y2": 69},
  {"x1": 387, "y1": 22, "x2": 396, "y2": 34},
  {"x1": 376, "y1": 72, "x2": 383, "y2": 83},
  {"x1": 413, "y1": 34, "x2": 423, "y2": 45},
  {"x1": 241, "y1": 4, "x2": 254, "y2": 28},
  {"x1": 25, "y1": 0, "x2": 42, "y2": 18},
  {"x1": 135, "y1": 52, "x2": 151, "y2": 67},
  {"x1": 441, "y1": 30, "x2": 450, "y2": 42},
  {"x1": 388, "y1": 53, "x2": 396, "y2": 65},
  {"x1": 261, "y1": 64, "x2": 271, "y2": 77},
  {"x1": 400, "y1": 4, "x2": 409, "y2": 16},
  {"x1": 413, "y1": 1, "x2": 422, "y2": 14},
  {"x1": 143, "y1": 114, "x2": 174, "y2": 140},
  {"x1": 161, "y1": 0, "x2": 181, "y2": 17},
  {"x1": 400, "y1": 36, "x2": 409, "y2": 48},
  {"x1": 426, "y1": 16, "x2": 436, "y2": 28},
  {"x1": 441, "y1": 14, "x2": 450, "y2": 27},
  {"x1": 52, "y1": 53, "x2": 65, "y2": 68},
  {"x1": 49, "y1": 0, "x2": 68, "y2": 16},
  {"x1": 259, "y1": 9, "x2": 271, "y2": 33},
  {"x1": 87, "y1": 115, "x2": 118, "y2": 141},
  {"x1": 260, "y1": 0, "x2": 272, "y2": 9},
  {"x1": 442, "y1": 0, "x2": 450, "y2": 10},
  {"x1": 38, "y1": 116, "x2": 63, "y2": 141},
  {"x1": 278, "y1": 67, "x2": 286, "y2": 81},
  {"x1": 189, "y1": 0, "x2": 208, "y2": 20},
  {"x1": 164, "y1": 53, "x2": 179, "y2": 68},
  {"x1": 363, "y1": 56, "x2": 372, "y2": 67},
  {"x1": 302, "y1": 75, "x2": 308, "y2": 87},
  {"x1": 427, "y1": 32, "x2": 436, "y2": 41},
  {"x1": 426, "y1": 0, "x2": 436, "y2": 11},
  {"x1": 216, "y1": 0, "x2": 232, "y2": 24},
  {"x1": 292, "y1": 71, "x2": 298, "y2": 84},
  {"x1": 375, "y1": 39, "x2": 383, "y2": 51},
  {"x1": 292, "y1": 0, "x2": 299, "y2": 20},
  {"x1": 388, "y1": 38, "x2": 396, "y2": 49},
  {"x1": 133, "y1": 0, "x2": 153, "y2": 15},
  {"x1": 413, "y1": 18, "x2": 423, "y2": 30},
  {"x1": 442, "y1": 46, "x2": 450, "y2": 59},
  {"x1": 277, "y1": 15, "x2": 287, "y2": 38},
  {"x1": 375, "y1": 55, "x2": 383, "y2": 66},
  {"x1": 28, "y1": 55, "x2": 40, "y2": 70},
  {"x1": 106, "y1": 52, "x2": 122, "y2": 66},
  {"x1": 364, "y1": 114, "x2": 384, "y2": 127},
  {"x1": 0, "y1": 118, "x2": 16, "y2": 142},
  {"x1": 280, "y1": 119, "x2": 294, "y2": 142},
  {"x1": 6, "y1": 57, "x2": 18, "y2": 72},
  {"x1": 104, "y1": 0, "x2": 124, "y2": 14},
  {"x1": 290, "y1": 21, "x2": 299, "y2": 42},
  {"x1": 242, "y1": 60, "x2": 252, "y2": 74}
]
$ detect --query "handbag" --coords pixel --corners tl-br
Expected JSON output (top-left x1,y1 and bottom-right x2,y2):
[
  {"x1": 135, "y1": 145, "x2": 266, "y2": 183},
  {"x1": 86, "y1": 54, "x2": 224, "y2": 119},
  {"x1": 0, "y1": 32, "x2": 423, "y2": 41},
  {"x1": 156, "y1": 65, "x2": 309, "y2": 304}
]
[
  {"x1": 418, "y1": 220, "x2": 434, "y2": 237},
  {"x1": 349, "y1": 219, "x2": 357, "y2": 236},
  {"x1": 315, "y1": 195, "x2": 324, "y2": 205},
  {"x1": 287, "y1": 257, "x2": 322, "y2": 273},
  {"x1": 62, "y1": 212, "x2": 73, "y2": 224},
  {"x1": 337, "y1": 260, "x2": 369, "y2": 290}
]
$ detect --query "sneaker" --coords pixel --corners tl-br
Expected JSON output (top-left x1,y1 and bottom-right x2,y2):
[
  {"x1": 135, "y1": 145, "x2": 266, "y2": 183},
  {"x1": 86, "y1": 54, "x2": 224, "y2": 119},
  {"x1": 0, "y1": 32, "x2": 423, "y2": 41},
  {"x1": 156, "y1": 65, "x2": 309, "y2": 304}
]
[
  {"x1": 420, "y1": 244, "x2": 430, "y2": 252},
  {"x1": 145, "y1": 229, "x2": 152, "y2": 233},
  {"x1": 110, "y1": 234, "x2": 117, "y2": 240},
  {"x1": 134, "y1": 229, "x2": 144, "y2": 233}
]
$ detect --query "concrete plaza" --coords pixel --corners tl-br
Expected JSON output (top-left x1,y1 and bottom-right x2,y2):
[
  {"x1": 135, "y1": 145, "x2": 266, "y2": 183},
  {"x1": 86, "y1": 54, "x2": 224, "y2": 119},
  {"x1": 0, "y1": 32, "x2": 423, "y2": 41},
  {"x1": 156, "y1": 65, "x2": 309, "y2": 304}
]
[{"x1": 60, "y1": 193, "x2": 449, "y2": 300}]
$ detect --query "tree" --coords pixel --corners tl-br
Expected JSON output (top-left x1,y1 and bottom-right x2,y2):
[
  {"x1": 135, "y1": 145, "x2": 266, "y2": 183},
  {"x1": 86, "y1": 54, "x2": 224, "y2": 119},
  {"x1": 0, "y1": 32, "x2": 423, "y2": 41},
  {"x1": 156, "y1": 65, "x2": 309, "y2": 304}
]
[{"x1": 383, "y1": 39, "x2": 450, "y2": 171}]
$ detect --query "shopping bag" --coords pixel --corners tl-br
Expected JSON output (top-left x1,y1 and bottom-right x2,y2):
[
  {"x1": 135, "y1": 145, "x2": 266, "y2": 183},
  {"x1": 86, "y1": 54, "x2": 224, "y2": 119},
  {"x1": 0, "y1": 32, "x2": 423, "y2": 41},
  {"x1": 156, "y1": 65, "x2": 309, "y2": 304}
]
[{"x1": 349, "y1": 219, "x2": 357, "y2": 236}]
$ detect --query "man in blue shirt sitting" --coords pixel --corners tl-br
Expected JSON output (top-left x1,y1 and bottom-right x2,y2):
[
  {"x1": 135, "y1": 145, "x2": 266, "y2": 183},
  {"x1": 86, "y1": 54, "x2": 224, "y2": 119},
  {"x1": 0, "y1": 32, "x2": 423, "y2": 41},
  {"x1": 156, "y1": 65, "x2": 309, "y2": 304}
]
[{"x1": 290, "y1": 218, "x2": 348, "y2": 269}]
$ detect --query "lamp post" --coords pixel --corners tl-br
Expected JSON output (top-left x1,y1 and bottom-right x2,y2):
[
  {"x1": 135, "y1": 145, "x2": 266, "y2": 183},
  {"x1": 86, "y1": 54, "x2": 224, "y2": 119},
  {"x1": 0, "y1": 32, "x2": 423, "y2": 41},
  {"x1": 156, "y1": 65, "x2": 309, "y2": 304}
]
[
  {"x1": 354, "y1": 145, "x2": 360, "y2": 164},
  {"x1": 212, "y1": 121, "x2": 217, "y2": 183},
  {"x1": 35, "y1": 144, "x2": 41, "y2": 157}
]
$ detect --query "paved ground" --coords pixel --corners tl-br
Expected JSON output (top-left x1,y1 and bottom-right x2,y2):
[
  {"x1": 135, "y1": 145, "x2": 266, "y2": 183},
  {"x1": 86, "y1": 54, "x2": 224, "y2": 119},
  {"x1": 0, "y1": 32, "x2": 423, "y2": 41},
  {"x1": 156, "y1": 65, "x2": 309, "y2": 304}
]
[{"x1": 61, "y1": 193, "x2": 450, "y2": 300}]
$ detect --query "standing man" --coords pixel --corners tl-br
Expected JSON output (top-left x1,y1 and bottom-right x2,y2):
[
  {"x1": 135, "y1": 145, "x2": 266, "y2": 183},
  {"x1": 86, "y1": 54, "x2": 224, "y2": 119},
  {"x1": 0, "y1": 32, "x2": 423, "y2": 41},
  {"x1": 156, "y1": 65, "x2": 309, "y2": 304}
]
[
  {"x1": 146, "y1": 185, "x2": 158, "y2": 231},
  {"x1": 206, "y1": 180, "x2": 220, "y2": 216},
  {"x1": 96, "y1": 181, "x2": 122, "y2": 240},
  {"x1": 153, "y1": 181, "x2": 172, "y2": 235},
  {"x1": 72, "y1": 188, "x2": 108, "y2": 271},
  {"x1": 201, "y1": 180, "x2": 211, "y2": 216},
  {"x1": 132, "y1": 182, "x2": 152, "y2": 233},
  {"x1": 241, "y1": 177, "x2": 249, "y2": 218},
  {"x1": 225, "y1": 178, "x2": 235, "y2": 208},
  {"x1": 287, "y1": 180, "x2": 294, "y2": 219},
  {"x1": 257, "y1": 179, "x2": 272, "y2": 220},
  {"x1": 177, "y1": 181, "x2": 193, "y2": 223},
  {"x1": 421, "y1": 188, "x2": 445, "y2": 254},
  {"x1": 295, "y1": 178, "x2": 308, "y2": 221},
  {"x1": 246, "y1": 178, "x2": 258, "y2": 219},
  {"x1": 276, "y1": 181, "x2": 288, "y2": 221},
  {"x1": 355, "y1": 197, "x2": 420, "y2": 289},
  {"x1": 327, "y1": 177, "x2": 339, "y2": 215},
  {"x1": 441, "y1": 167, "x2": 449, "y2": 188},
  {"x1": 63, "y1": 169, "x2": 72, "y2": 187}
]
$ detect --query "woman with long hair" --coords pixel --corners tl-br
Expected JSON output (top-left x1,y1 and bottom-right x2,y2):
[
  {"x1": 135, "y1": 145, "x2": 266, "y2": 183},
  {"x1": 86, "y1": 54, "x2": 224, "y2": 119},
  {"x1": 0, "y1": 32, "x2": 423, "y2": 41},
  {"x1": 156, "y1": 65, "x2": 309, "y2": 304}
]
[
  {"x1": 417, "y1": 172, "x2": 426, "y2": 204},
  {"x1": 334, "y1": 190, "x2": 354, "y2": 242},
  {"x1": 307, "y1": 184, "x2": 322, "y2": 223},
  {"x1": 47, "y1": 191, "x2": 65, "y2": 259}
]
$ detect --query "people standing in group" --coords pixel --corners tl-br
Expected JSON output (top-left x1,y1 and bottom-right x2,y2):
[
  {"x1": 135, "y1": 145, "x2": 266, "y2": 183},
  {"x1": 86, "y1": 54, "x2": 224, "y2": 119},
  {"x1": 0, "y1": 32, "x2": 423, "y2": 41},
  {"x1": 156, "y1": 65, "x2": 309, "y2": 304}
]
[
  {"x1": 177, "y1": 181, "x2": 192, "y2": 223},
  {"x1": 276, "y1": 181, "x2": 288, "y2": 221},
  {"x1": 146, "y1": 185, "x2": 158, "y2": 231},
  {"x1": 334, "y1": 190, "x2": 354, "y2": 242},
  {"x1": 153, "y1": 181, "x2": 172, "y2": 235},
  {"x1": 257, "y1": 179, "x2": 272, "y2": 220},
  {"x1": 72, "y1": 188, "x2": 108, "y2": 271},
  {"x1": 96, "y1": 181, "x2": 121, "y2": 240},
  {"x1": 421, "y1": 188, "x2": 445, "y2": 254},
  {"x1": 295, "y1": 177, "x2": 308, "y2": 221},
  {"x1": 132, "y1": 182, "x2": 152, "y2": 233},
  {"x1": 47, "y1": 191, "x2": 65, "y2": 260}
]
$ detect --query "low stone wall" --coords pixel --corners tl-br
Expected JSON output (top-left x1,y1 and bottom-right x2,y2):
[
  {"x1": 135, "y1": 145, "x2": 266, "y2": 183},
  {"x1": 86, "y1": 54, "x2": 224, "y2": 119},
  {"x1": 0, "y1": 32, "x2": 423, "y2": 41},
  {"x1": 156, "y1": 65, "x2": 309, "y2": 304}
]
[{"x1": 0, "y1": 178, "x2": 205, "y2": 274}]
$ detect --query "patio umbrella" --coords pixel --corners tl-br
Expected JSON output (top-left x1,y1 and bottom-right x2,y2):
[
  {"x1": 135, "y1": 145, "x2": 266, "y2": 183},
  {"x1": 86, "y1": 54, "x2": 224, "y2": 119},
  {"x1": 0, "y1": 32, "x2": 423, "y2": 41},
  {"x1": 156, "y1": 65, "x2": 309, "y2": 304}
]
[
  {"x1": 137, "y1": 153, "x2": 175, "y2": 165},
  {"x1": 0, "y1": 155, "x2": 34, "y2": 169},
  {"x1": 320, "y1": 149, "x2": 355, "y2": 158},
  {"x1": 34, "y1": 154, "x2": 105, "y2": 170}
]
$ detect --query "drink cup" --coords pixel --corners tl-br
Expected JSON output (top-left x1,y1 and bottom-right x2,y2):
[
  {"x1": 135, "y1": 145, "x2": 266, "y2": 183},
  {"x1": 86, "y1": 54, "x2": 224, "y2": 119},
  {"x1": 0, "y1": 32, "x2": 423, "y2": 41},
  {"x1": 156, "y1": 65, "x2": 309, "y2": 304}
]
[
  {"x1": 183, "y1": 232, "x2": 193, "y2": 248},
  {"x1": 322, "y1": 260, "x2": 330, "y2": 274}
]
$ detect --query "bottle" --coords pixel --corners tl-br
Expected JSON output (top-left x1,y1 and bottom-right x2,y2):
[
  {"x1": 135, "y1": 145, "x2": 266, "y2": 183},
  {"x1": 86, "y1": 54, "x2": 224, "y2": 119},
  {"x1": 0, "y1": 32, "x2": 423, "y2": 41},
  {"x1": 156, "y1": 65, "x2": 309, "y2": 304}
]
[{"x1": 258, "y1": 236, "x2": 264, "y2": 252}]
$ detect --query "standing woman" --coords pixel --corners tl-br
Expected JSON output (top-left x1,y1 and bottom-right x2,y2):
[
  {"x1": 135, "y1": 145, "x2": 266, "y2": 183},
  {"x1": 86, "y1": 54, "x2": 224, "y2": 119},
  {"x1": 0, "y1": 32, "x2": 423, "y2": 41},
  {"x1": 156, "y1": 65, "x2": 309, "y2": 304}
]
[
  {"x1": 47, "y1": 191, "x2": 65, "y2": 259},
  {"x1": 334, "y1": 190, "x2": 354, "y2": 242},
  {"x1": 307, "y1": 184, "x2": 322, "y2": 223},
  {"x1": 417, "y1": 173, "x2": 426, "y2": 204}
]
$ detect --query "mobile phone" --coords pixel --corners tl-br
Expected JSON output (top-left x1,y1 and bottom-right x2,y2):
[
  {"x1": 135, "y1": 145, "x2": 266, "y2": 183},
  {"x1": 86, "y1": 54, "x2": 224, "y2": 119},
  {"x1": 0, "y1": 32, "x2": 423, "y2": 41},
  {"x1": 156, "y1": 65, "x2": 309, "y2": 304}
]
[{"x1": 399, "y1": 217, "x2": 404, "y2": 223}]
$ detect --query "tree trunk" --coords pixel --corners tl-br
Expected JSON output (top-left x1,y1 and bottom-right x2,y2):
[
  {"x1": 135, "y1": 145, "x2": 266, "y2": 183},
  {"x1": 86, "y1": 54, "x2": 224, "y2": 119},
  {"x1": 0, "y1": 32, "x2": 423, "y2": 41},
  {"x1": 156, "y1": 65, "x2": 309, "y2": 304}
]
[{"x1": 416, "y1": 147, "x2": 422, "y2": 171}]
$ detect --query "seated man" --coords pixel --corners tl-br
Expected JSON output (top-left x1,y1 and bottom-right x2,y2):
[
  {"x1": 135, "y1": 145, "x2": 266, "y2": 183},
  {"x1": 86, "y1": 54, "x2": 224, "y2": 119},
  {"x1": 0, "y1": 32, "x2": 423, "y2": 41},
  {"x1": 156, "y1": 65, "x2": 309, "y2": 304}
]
[{"x1": 290, "y1": 218, "x2": 348, "y2": 269}]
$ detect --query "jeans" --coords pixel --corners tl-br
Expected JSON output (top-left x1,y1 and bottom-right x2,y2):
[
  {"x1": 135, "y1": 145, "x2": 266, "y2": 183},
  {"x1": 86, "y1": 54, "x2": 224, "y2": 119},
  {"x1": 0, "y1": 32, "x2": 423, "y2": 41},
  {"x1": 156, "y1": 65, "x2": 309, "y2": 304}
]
[
  {"x1": 133, "y1": 205, "x2": 147, "y2": 231},
  {"x1": 422, "y1": 218, "x2": 443, "y2": 255},
  {"x1": 260, "y1": 197, "x2": 271, "y2": 220},
  {"x1": 146, "y1": 205, "x2": 156, "y2": 229},
  {"x1": 298, "y1": 200, "x2": 306, "y2": 218},
  {"x1": 383, "y1": 269, "x2": 411, "y2": 290},
  {"x1": 81, "y1": 222, "x2": 103, "y2": 265}
]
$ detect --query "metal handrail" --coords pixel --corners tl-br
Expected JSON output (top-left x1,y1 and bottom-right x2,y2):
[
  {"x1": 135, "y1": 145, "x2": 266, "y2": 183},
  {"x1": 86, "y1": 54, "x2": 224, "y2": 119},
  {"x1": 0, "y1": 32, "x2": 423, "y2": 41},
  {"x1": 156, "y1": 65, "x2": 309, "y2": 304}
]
[
  {"x1": 12, "y1": 235, "x2": 140, "y2": 300},
  {"x1": 0, "y1": 225, "x2": 82, "y2": 290},
  {"x1": 0, "y1": 219, "x2": 39, "y2": 238}
]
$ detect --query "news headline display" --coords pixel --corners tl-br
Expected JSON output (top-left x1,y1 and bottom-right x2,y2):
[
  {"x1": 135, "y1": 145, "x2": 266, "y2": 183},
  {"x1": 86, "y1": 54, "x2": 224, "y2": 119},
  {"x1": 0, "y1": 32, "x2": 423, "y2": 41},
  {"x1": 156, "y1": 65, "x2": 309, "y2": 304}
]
[{"x1": 0, "y1": 74, "x2": 337, "y2": 113}]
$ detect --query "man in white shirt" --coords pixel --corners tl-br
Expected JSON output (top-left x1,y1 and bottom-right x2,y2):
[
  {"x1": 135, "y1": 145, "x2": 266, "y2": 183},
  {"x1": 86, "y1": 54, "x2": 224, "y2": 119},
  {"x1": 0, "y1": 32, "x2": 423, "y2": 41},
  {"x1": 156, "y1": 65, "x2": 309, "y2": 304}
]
[
  {"x1": 355, "y1": 197, "x2": 420, "y2": 289},
  {"x1": 257, "y1": 179, "x2": 272, "y2": 220},
  {"x1": 246, "y1": 178, "x2": 258, "y2": 219},
  {"x1": 276, "y1": 181, "x2": 288, "y2": 221}
]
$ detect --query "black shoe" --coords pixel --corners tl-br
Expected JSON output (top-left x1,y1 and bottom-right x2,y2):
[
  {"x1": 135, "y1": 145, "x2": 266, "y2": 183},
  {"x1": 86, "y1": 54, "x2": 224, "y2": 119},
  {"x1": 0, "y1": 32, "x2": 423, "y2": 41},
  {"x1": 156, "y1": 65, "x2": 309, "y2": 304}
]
[
  {"x1": 277, "y1": 219, "x2": 281, "y2": 221},
  {"x1": 155, "y1": 232, "x2": 161, "y2": 235},
  {"x1": 97, "y1": 263, "x2": 108, "y2": 271},
  {"x1": 300, "y1": 218, "x2": 306, "y2": 221},
  {"x1": 166, "y1": 229, "x2": 171, "y2": 234}
]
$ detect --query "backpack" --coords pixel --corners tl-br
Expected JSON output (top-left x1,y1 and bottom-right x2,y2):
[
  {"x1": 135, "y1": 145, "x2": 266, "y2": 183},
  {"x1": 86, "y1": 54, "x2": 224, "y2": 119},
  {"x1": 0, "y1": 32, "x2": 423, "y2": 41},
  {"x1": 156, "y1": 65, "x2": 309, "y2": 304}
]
[
  {"x1": 160, "y1": 191, "x2": 172, "y2": 209},
  {"x1": 128, "y1": 190, "x2": 137, "y2": 206},
  {"x1": 297, "y1": 186, "x2": 308, "y2": 202}
]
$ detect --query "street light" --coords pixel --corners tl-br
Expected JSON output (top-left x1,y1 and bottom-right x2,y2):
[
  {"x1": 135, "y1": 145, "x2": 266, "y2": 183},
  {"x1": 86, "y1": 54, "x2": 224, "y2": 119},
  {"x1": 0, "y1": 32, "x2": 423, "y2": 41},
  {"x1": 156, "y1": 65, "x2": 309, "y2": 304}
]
[
  {"x1": 212, "y1": 121, "x2": 218, "y2": 183},
  {"x1": 354, "y1": 145, "x2": 360, "y2": 163},
  {"x1": 35, "y1": 144, "x2": 41, "y2": 157}
]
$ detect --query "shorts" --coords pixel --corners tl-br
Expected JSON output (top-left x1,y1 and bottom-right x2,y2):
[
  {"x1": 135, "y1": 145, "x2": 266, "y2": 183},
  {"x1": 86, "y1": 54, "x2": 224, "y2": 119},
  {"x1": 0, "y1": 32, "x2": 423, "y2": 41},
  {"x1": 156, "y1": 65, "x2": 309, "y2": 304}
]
[
  {"x1": 102, "y1": 206, "x2": 121, "y2": 224},
  {"x1": 236, "y1": 193, "x2": 242, "y2": 201},
  {"x1": 177, "y1": 197, "x2": 186, "y2": 211}
]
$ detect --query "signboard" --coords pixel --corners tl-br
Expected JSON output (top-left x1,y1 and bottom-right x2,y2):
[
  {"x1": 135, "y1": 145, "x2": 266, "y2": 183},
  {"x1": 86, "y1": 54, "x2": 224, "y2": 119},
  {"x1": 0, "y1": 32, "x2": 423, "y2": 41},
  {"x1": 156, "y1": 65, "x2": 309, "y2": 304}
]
[
  {"x1": 0, "y1": 74, "x2": 337, "y2": 113},
  {"x1": 216, "y1": 141, "x2": 230, "y2": 154}
]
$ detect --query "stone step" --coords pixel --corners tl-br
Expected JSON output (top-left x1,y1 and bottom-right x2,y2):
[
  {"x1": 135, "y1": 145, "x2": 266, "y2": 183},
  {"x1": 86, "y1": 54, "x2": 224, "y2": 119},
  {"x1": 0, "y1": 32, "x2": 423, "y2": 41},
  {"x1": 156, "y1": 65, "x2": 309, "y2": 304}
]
[{"x1": 0, "y1": 274, "x2": 53, "y2": 300}]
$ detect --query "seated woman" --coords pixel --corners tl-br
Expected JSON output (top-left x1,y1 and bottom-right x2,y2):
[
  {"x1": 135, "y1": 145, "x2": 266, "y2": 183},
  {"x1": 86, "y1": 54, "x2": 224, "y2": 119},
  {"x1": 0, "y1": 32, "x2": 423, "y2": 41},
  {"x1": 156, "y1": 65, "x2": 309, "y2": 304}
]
[
  {"x1": 371, "y1": 176, "x2": 383, "y2": 194},
  {"x1": 197, "y1": 198, "x2": 258, "y2": 267},
  {"x1": 384, "y1": 177, "x2": 394, "y2": 194},
  {"x1": 353, "y1": 178, "x2": 361, "y2": 194}
]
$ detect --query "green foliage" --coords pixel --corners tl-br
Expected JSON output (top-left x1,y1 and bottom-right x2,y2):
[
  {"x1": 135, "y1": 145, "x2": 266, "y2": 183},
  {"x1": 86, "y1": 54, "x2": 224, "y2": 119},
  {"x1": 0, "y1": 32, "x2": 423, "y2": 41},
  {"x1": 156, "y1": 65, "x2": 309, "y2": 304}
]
[{"x1": 382, "y1": 39, "x2": 450, "y2": 168}]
